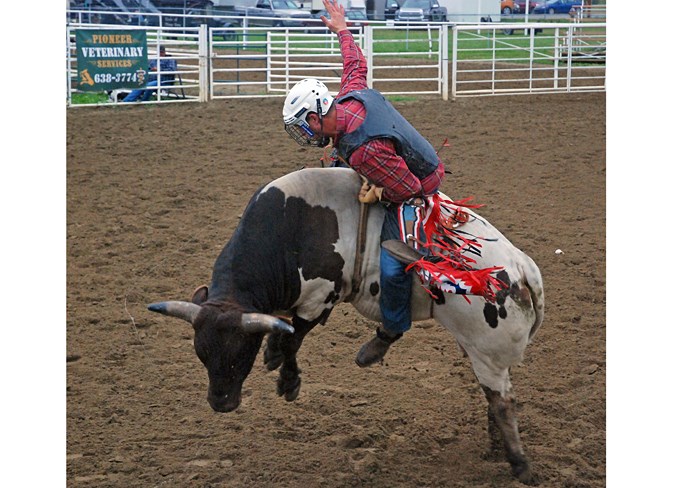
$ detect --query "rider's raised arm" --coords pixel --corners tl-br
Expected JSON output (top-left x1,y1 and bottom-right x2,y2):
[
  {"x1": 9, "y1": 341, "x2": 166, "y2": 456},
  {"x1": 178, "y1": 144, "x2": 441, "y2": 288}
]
[
  {"x1": 337, "y1": 31, "x2": 368, "y2": 95},
  {"x1": 320, "y1": 0, "x2": 367, "y2": 95}
]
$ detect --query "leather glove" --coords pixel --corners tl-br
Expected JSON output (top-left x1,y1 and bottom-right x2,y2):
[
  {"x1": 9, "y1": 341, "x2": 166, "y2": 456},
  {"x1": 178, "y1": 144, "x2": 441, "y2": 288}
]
[{"x1": 358, "y1": 182, "x2": 384, "y2": 204}]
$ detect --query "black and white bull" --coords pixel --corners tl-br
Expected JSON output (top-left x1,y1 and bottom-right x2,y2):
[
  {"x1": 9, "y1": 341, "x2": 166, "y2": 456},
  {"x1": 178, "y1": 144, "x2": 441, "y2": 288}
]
[{"x1": 148, "y1": 167, "x2": 544, "y2": 484}]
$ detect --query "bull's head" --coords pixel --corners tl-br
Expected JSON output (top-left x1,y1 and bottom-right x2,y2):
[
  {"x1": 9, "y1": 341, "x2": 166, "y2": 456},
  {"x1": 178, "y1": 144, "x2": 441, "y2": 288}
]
[{"x1": 147, "y1": 286, "x2": 294, "y2": 413}]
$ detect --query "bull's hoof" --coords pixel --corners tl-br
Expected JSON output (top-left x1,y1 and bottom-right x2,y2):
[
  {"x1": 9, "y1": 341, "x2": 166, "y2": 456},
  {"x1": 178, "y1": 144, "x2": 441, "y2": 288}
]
[
  {"x1": 512, "y1": 461, "x2": 537, "y2": 486},
  {"x1": 284, "y1": 381, "x2": 302, "y2": 402},
  {"x1": 276, "y1": 374, "x2": 301, "y2": 401}
]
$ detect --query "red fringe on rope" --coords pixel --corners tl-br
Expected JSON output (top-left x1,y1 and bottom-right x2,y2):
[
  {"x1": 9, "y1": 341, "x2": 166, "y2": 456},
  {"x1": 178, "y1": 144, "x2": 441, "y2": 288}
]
[{"x1": 407, "y1": 193, "x2": 506, "y2": 303}]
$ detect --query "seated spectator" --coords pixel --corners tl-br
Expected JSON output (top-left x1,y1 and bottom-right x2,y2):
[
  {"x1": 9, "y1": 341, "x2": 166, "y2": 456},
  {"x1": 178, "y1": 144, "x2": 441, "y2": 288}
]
[{"x1": 123, "y1": 46, "x2": 177, "y2": 102}]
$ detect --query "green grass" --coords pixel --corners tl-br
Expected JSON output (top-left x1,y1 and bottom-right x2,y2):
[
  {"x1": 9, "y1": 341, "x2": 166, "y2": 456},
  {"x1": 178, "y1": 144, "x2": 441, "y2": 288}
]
[
  {"x1": 385, "y1": 95, "x2": 418, "y2": 102},
  {"x1": 157, "y1": 21, "x2": 604, "y2": 64},
  {"x1": 71, "y1": 92, "x2": 111, "y2": 105}
]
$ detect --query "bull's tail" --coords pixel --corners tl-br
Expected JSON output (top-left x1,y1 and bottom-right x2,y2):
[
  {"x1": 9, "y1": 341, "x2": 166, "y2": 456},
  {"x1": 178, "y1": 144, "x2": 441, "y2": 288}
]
[{"x1": 521, "y1": 260, "x2": 545, "y2": 342}]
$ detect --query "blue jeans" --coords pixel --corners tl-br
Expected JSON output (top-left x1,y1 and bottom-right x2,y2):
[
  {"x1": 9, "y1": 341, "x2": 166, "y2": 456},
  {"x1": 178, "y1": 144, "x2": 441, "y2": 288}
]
[
  {"x1": 380, "y1": 249, "x2": 412, "y2": 334},
  {"x1": 122, "y1": 80, "x2": 160, "y2": 102}
]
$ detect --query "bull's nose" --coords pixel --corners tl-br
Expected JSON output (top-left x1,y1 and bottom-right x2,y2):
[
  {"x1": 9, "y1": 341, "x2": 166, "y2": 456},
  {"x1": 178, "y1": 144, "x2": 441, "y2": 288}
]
[
  {"x1": 208, "y1": 393, "x2": 240, "y2": 413},
  {"x1": 210, "y1": 401, "x2": 233, "y2": 413}
]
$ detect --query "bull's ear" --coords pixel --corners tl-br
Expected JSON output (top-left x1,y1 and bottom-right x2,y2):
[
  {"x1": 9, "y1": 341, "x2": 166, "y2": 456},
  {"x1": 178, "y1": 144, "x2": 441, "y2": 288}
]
[{"x1": 191, "y1": 285, "x2": 209, "y2": 305}]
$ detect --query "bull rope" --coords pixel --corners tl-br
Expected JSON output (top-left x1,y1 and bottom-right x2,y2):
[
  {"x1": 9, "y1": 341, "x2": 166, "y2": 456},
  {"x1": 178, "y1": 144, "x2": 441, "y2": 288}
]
[{"x1": 345, "y1": 200, "x2": 369, "y2": 302}]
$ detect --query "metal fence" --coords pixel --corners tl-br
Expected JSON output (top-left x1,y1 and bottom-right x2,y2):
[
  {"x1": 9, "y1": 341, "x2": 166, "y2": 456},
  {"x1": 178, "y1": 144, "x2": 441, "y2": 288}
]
[
  {"x1": 207, "y1": 24, "x2": 448, "y2": 100},
  {"x1": 66, "y1": 14, "x2": 605, "y2": 106},
  {"x1": 210, "y1": 26, "x2": 350, "y2": 100},
  {"x1": 369, "y1": 24, "x2": 449, "y2": 98},
  {"x1": 450, "y1": 22, "x2": 606, "y2": 98}
]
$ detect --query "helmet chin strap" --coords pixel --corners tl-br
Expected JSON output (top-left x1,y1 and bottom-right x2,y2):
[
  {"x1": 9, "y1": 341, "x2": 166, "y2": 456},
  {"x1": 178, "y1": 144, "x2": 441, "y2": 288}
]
[{"x1": 315, "y1": 98, "x2": 330, "y2": 147}]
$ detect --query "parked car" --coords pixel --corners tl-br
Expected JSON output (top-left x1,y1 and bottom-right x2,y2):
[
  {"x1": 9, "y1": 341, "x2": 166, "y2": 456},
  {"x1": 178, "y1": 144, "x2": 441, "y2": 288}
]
[
  {"x1": 233, "y1": 0, "x2": 312, "y2": 28},
  {"x1": 533, "y1": 0, "x2": 582, "y2": 14},
  {"x1": 384, "y1": 0, "x2": 401, "y2": 20},
  {"x1": 68, "y1": 3, "x2": 135, "y2": 25},
  {"x1": 515, "y1": 0, "x2": 538, "y2": 13},
  {"x1": 501, "y1": 0, "x2": 518, "y2": 15},
  {"x1": 395, "y1": 0, "x2": 447, "y2": 22},
  {"x1": 307, "y1": 8, "x2": 368, "y2": 32},
  {"x1": 161, "y1": 8, "x2": 239, "y2": 39}
]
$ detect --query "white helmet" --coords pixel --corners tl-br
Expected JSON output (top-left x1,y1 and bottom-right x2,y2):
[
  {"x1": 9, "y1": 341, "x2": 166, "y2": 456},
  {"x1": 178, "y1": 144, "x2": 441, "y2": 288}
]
[{"x1": 282, "y1": 78, "x2": 334, "y2": 147}]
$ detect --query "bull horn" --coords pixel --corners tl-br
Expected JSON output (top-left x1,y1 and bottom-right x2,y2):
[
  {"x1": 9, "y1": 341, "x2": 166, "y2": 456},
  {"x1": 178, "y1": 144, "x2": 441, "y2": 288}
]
[
  {"x1": 241, "y1": 313, "x2": 295, "y2": 334},
  {"x1": 148, "y1": 301, "x2": 201, "y2": 324}
]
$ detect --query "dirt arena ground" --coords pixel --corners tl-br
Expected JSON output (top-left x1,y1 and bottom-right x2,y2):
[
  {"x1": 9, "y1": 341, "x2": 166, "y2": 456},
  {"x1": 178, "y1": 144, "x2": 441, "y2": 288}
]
[{"x1": 67, "y1": 92, "x2": 605, "y2": 487}]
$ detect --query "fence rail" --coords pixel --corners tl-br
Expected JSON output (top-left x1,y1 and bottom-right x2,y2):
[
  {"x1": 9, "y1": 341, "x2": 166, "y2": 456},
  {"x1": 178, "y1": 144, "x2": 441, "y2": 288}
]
[
  {"x1": 66, "y1": 15, "x2": 605, "y2": 107},
  {"x1": 451, "y1": 22, "x2": 606, "y2": 98},
  {"x1": 210, "y1": 27, "x2": 349, "y2": 100}
]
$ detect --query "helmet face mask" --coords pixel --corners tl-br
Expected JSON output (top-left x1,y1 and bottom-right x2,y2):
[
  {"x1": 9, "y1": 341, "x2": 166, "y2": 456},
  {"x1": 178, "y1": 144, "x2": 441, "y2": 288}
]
[
  {"x1": 282, "y1": 79, "x2": 334, "y2": 147},
  {"x1": 284, "y1": 119, "x2": 328, "y2": 147}
]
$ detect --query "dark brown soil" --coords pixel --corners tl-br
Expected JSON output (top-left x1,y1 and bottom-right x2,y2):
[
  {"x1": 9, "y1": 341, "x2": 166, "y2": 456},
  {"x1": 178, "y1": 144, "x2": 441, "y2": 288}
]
[{"x1": 67, "y1": 92, "x2": 605, "y2": 487}]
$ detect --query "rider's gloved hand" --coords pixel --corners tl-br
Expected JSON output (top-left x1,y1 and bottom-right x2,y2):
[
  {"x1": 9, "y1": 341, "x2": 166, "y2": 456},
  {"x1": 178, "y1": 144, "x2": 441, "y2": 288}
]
[{"x1": 358, "y1": 182, "x2": 383, "y2": 203}]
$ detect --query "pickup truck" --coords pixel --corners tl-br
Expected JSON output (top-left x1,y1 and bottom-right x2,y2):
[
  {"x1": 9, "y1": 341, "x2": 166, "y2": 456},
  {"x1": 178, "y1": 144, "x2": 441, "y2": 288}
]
[
  {"x1": 234, "y1": 0, "x2": 312, "y2": 27},
  {"x1": 385, "y1": 0, "x2": 401, "y2": 20},
  {"x1": 305, "y1": 7, "x2": 368, "y2": 33},
  {"x1": 395, "y1": 0, "x2": 447, "y2": 22}
]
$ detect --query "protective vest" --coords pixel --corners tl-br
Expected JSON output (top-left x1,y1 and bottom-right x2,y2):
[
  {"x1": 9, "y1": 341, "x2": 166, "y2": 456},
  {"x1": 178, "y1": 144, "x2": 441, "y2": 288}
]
[{"x1": 335, "y1": 89, "x2": 439, "y2": 180}]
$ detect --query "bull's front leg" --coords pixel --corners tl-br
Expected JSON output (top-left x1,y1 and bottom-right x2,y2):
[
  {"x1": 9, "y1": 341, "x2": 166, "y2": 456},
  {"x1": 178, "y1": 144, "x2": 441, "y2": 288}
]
[
  {"x1": 263, "y1": 329, "x2": 286, "y2": 371},
  {"x1": 264, "y1": 316, "x2": 319, "y2": 402},
  {"x1": 481, "y1": 385, "x2": 536, "y2": 485}
]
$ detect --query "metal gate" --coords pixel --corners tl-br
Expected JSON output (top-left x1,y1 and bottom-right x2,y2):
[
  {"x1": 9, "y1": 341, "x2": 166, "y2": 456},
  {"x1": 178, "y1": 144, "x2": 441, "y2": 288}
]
[
  {"x1": 209, "y1": 24, "x2": 448, "y2": 100},
  {"x1": 367, "y1": 24, "x2": 449, "y2": 99},
  {"x1": 450, "y1": 22, "x2": 606, "y2": 98}
]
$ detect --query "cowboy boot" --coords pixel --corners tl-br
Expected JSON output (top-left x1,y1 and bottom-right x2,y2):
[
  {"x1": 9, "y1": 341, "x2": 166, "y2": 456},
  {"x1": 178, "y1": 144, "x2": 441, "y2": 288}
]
[{"x1": 355, "y1": 327, "x2": 403, "y2": 367}]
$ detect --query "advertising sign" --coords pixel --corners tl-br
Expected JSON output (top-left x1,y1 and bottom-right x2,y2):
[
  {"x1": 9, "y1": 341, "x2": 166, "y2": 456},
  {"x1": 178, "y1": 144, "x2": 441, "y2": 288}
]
[{"x1": 76, "y1": 30, "x2": 148, "y2": 92}]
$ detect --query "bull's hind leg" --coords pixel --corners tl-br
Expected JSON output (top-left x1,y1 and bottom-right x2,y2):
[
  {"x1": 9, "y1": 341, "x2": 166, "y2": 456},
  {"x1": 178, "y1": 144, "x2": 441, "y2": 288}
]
[
  {"x1": 452, "y1": 330, "x2": 534, "y2": 483},
  {"x1": 479, "y1": 379, "x2": 535, "y2": 485},
  {"x1": 264, "y1": 315, "x2": 324, "y2": 402}
]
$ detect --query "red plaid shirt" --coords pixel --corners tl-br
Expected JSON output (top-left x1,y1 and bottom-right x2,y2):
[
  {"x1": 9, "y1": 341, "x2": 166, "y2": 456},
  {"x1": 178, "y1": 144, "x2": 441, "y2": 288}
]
[{"x1": 334, "y1": 31, "x2": 445, "y2": 204}]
